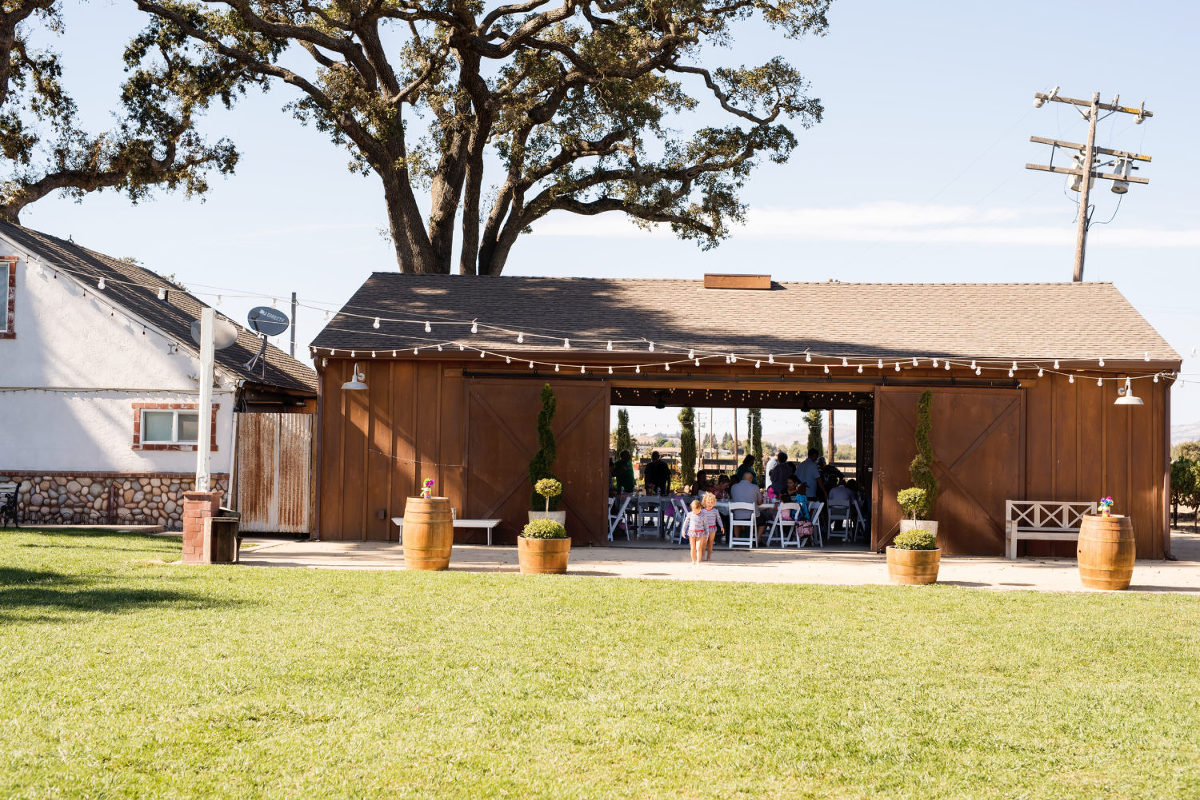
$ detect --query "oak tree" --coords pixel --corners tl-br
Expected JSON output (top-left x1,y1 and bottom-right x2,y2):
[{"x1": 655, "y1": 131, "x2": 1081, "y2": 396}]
[
  {"x1": 133, "y1": 0, "x2": 830, "y2": 274},
  {"x1": 0, "y1": 1, "x2": 247, "y2": 223}
]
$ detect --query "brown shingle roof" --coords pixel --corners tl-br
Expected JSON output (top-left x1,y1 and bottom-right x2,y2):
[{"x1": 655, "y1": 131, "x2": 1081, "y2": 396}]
[
  {"x1": 0, "y1": 222, "x2": 317, "y2": 394},
  {"x1": 312, "y1": 274, "x2": 1179, "y2": 364}
]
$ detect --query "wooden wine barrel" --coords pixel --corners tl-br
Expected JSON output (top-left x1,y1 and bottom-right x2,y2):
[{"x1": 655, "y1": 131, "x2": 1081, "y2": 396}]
[
  {"x1": 402, "y1": 497, "x2": 453, "y2": 571},
  {"x1": 1077, "y1": 514, "x2": 1135, "y2": 590},
  {"x1": 886, "y1": 547, "x2": 940, "y2": 585},
  {"x1": 517, "y1": 536, "x2": 572, "y2": 574}
]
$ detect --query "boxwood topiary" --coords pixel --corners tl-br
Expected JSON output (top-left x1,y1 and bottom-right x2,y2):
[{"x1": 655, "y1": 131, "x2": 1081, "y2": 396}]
[
  {"x1": 522, "y1": 518, "x2": 568, "y2": 539},
  {"x1": 892, "y1": 529, "x2": 938, "y2": 550},
  {"x1": 896, "y1": 487, "x2": 930, "y2": 520}
]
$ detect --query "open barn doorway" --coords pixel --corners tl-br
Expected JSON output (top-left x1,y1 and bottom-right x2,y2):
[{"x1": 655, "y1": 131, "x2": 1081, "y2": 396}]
[{"x1": 606, "y1": 384, "x2": 874, "y2": 550}]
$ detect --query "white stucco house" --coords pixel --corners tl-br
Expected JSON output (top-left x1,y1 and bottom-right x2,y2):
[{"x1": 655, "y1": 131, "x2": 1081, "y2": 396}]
[{"x1": 0, "y1": 221, "x2": 317, "y2": 528}]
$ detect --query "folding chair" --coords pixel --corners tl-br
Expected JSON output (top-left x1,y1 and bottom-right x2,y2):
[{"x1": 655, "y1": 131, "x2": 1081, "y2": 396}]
[
  {"x1": 806, "y1": 501, "x2": 825, "y2": 547},
  {"x1": 826, "y1": 504, "x2": 853, "y2": 543},
  {"x1": 608, "y1": 495, "x2": 633, "y2": 542},
  {"x1": 851, "y1": 498, "x2": 868, "y2": 542},
  {"x1": 727, "y1": 502, "x2": 757, "y2": 548},
  {"x1": 667, "y1": 496, "x2": 690, "y2": 544},
  {"x1": 765, "y1": 503, "x2": 800, "y2": 547}
]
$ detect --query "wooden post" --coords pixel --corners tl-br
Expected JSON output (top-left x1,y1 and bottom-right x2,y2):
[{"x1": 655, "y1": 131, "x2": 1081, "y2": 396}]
[
  {"x1": 732, "y1": 407, "x2": 738, "y2": 468},
  {"x1": 827, "y1": 409, "x2": 835, "y2": 466},
  {"x1": 196, "y1": 307, "x2": 214, "y2": 492},
  {"x1": 1073, "y1": 91, "x2": 1100, "y2": 282}
]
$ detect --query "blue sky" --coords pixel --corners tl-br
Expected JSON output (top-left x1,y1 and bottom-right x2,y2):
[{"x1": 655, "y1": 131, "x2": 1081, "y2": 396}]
[{"x1": 20, "y1": 1, "x2": 1200, "y2": 434}]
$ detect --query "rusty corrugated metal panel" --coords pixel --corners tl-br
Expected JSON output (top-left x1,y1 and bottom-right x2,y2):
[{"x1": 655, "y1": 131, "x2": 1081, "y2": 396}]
[{"x1": 236, "y1": 413, "x2": 312, "y2": 533}]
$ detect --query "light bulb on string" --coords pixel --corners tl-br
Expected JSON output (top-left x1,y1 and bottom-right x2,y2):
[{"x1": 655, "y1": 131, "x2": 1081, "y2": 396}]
[
  {"x1": 371, "y1": 351, "x2": 376, "y2": 358},
  {"x1": 648, "y1": 342, "x2": 654, "y2": 352},
  {"x1": 372, "y1": 317, "x2": 380, "y2": 329},
  {"x1": 479, "y1": 350, "x2": 485, "y2": 358},
  {"x1": 436, "y1": 344, "x2": 443, "y2": 351},
  {"x1": 1098, "y1": 357, "x2": 1105, "y2": 367},
  {"x1": 805, "y1": 352, "x2": 812, "y2": 363},
  {"x1": 768, "y1": 354, "x2": 774, "y2": 364},
  {"x1": 665, "y1": 363, "x2": 670, "y2": 371},
  {"x1": 730, "y1": 355, "x2": 737, "y2": 364},
  {"x1": 323, "y1": 310, "x2": 330, "y2": 321},
  {"x1": 331, "y1": 349, "x2": 337, "y2": 356},
  {"x1": 529, "y1": 361, "x2": 534, "y2": 369},
  {"x1": 608, "y1": 367, "x2": 613, "y2": 374},
  {"x1": 563, "y1": 338, "x2": 570, "y2": 349},
  {"x1": 976, "y1": 367, "x2": 982, "y2": 375},
  {"x1": 944, "y1": 361, "x2": 950, "y2": 371},
  {"x1": 1069, "y1": 374, "x2": 1075, "y2": 383},
  {"x1": 458, "y1": 343, "x2": 465, "y2": 351},
  {"x1": 97, "y1": 277, "x2": 106, "y2": 290},
  {"x1": 877, "y1": 359, "x2": 883, "y2": 369},
  {"x1": 1053, "y1": 360, "x2": 1060, "y2": 369},
  {"x1": 894, "y1": 362, "x2": 901, "y2": 372},
  {"x1": 1012, "y1": 360, "x2": 1018, "y2": 371},
  {"x1": 1144, "y1": 352, "x2": 1150, "y2": 361},
  {"x1": 932, "y1": 359, "x2": 939, "y2": 368},
  {"x1": 1153, "y1": 374, "x2": 1159, "y2": 383},
  {"x1": 471, "y1": 320, "x2": 478, "y2": 333},
  {"x1": 1008, "y1": 369, "x2": 1013, "y2": 377},
  {"x1": 695, "y1": 359, "x2": 700, "y2": 366},
  {"x1": 505, "y1": 356, "x2": 511, "y2": 364},
  {"x1": 423, "y1": 321, "x2": 432, "y2": 332},
  {"x1": 580, "y1": 366, "x2": 586, "y2": 374},
  {"x1": 1038, "y1": 367, "x2": 1044, "y2": 377},
  {"x1": 635, "y1": 365, "x2": 641, "y2": 373},
  {"x1": 351, "y1": 351, "x2": 356, "y2": 358},
  {"x1": 789, "y1": 363, "x2": 795, "y2": 372},
  {"x1": 554, "y1": 364, "x2": 560, "y2": 372},
  {"x1": 841, "y1": 357, "x2": 848, "y2": 367},
  {"x1": 392, "y1": 351, "x2": 397, "y2": 357},
  {"x1": 412, "y1": 347, "x2": 418, "y2": 355},
  {"x1": 1097, "y1": 377, "x2": 1103, "y2": 386},
  {"x1": 517, "y1": 333, "x2": 524, "y2": 343},
  {"x1": 824, "y1": 365, "x2": 830, "y2": 374},
  {"x1": 755, "y1": 361, "x2": 761, "y2": 369},
  {"x1": 971, "y1": 360, "x2": 977, "y2": 370},
  {"x1": 857, "y1": 364, "x2": 864, "y2": 373},
  {"x1": 688, "y1": 349, "x2": 695, "y2": 359},
  {"x1": 605, "y1": 340, "x2": 613, "y2": 351}
]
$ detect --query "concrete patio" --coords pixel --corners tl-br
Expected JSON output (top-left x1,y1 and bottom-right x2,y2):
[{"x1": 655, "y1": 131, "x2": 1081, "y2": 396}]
[{"x1": 237, "y1": 529, "x2": 1200, "y2": 594}]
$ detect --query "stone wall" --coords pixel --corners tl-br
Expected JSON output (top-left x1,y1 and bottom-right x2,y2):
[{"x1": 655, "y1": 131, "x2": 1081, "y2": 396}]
[{"x1": 0, "y1": 472, "x2": 229, "y2": 529}]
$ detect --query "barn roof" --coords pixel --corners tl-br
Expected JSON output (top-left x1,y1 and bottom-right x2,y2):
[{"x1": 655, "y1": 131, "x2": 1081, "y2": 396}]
[
  {"x1": 312, "y1": 274, "x2": 1179, "y2": 365},
  {"x1": 0, "y1": 221, "x2": 317, "y2": 395}
]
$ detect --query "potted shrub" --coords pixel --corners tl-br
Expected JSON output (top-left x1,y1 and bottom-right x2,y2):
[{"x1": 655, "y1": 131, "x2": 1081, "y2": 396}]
[
  {"x1": 899, "y1": 390, "x2": 939, "y2": 539},
  {"x1": 886, "y1": 528, "x2": 940, "y2": 585},
  {"x1": 528, "y1": 384, "x2": 567, "y2": 525},
  {"x1": 518, "y1": 518, "x2": 571, "y2": 574}
]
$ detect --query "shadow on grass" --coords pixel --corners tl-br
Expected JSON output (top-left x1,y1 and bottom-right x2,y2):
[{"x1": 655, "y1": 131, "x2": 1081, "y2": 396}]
[{"x1": 0, "y1": 566, "x2": 235, "y2": 623}]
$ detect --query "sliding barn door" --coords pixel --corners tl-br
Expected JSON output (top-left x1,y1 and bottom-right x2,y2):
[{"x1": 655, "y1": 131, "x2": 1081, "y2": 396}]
[
  {"x1": 464, "y1": 379, "x2": 610, "y2": 545},
  {"x1": 873, "y1": 387, "x2": 1024, "y2": 555}
]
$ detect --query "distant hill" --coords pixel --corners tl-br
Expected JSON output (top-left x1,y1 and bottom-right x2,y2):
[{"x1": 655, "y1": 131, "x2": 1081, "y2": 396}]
[{"x1": 1173, "y1": 421, "x2": 1200, "y2": 445}]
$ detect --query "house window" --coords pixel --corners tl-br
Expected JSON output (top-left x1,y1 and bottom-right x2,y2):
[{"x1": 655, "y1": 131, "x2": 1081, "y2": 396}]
[
  {"x1": 0, "y1": 257, "x2": 14, "y2": 338},
  {"x1": 131, "y1": 403, "x2": 219, "y2": 452},
  {"x1": 142, "y1": 409, "x2": 200, "y2": 444}
]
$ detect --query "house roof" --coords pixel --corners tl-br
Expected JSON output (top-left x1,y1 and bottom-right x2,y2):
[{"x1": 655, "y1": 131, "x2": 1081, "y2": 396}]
[
  {"x1": 0, "y1": 221, "x2": 317, "y2": 395},
  {"x1": 312, "y1": 274, "x2": 1180, "y2": 365}
]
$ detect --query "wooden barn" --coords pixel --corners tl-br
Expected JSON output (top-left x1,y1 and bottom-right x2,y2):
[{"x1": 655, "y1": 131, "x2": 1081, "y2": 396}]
[{"x1": 309, "y1": 274, "x2": 1180, "y2": 558}]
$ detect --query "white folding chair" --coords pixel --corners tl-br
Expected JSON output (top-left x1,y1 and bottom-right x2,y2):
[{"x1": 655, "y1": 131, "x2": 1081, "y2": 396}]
[
  {"x1": 765, "y1": 503, "x2": 800, "y2": 547},
  {"x1": 636, "y1": 496, "x2": 663, "y2": 537},
  {"x1": 826, "y1": 504, "x2": 853, "y2": 543},
  {"x1": 727, "y1": 502, "x2": 757, "y2": 548},
  {"x1": 667, "y1": 496, "x2": 690, "y2": 544},
  {"x1": 806, "y1": 501, "x2": 825, "y2": 547},
  {"x1": 608, "y1": 495, "x2": 633, "y2": 541},
  {"x1": 851, "y1": 498, "x2": 868, "y2": 542}
]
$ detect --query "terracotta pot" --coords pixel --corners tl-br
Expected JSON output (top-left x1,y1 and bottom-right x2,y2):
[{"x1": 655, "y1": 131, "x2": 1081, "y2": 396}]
[
  {"x1": 886, "y1": 547, "x2": 941, "y2": 585},
  {"x1": 402, "y1": 496, "x2": 453, "y2": 571},
  {"x1": 517, "y1": 536, "x2": 571, "y2": 574},
  {"x1": 1078, "y1": 514, "x2": 1135, "y2": 590}
]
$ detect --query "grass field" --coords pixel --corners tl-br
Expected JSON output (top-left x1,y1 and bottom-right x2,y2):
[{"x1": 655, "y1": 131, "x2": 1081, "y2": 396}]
[{"x1": 1, "y1": 529, "x2": 1198, "y2": 799}]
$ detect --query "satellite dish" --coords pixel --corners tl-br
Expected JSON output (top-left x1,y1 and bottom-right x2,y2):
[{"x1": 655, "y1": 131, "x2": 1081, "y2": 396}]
[
  {"x1": 247, "y1": 306, "x2": 290, "y2": 337},
  {"x1": 190, "y1": 317, "x2": 239, "y2": 350}
]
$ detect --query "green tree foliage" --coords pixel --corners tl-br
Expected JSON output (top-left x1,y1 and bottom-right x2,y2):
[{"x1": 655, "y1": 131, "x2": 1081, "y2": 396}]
[
  {"x1": 721, "y1": 432, "x2": 734, "y2": 453},
  {"x1": 1172, "y1": 440, "x2": 1200, "y2": 462},
  {"x1": 835, "y1": 444, "x2": 856, "y2": 462},
  {"x1": 787, "y1": 440, "x2": 806, "y2": 460},
  {"x1": 0, "y1": 2, "x2": 246, "y2": 223},
  {"x1": 134, "y1": 0, "x2": 830, "y2": 275},
  {"x1": 747, "y1": 408, "x2": 763, "y2": 484},
  {"x1": 1170, "y1": 457, "x2": 1198, "y2": 527},
  {"x1": 678, "y1": 406, "x2": 696, "y2": 487},
  {"x1": 614, "y1": 408, "x2": 634, "y2": 457},
  {"x1": 908, "y1": 390, "x2": 938, "y2": 516},
  {"x1": 528, "y1": 384, "x2": 558, "y2": 511},
  {"x1": 805, "y1": 409, "x2": 823, "y2": 457}
]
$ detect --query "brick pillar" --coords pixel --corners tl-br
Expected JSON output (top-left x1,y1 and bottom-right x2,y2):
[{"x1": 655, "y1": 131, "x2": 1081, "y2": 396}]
[{"x1": 182, "y1": 491, "x2": 222, "y2": 564}]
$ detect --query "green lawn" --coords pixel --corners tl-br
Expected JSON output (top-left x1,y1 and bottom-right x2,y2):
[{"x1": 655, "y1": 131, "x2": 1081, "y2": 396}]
[{"x1": 1, "y1": 530, "x2": 1198, "y2": 799}]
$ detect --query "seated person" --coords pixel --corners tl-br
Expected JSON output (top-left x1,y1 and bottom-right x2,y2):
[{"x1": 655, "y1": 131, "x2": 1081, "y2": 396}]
[
  {"x1": 713, "y1": 474, "x2": 732, "y2": 500},
  {"x1": 729, "y1": 471, "x2": 767, "y2": 538},
  {"x1": 642, "y1": 450, "x2": 671, "y2": 495},
  {"x1": 827, "y1": 477, "x2": 855, "y2": 507},
  {"x1": 733, "y1": 455, "x2": 757, "y2": 484},
  {"x1": 784, "y1": 476, "x2": 810, "y2": 520}
]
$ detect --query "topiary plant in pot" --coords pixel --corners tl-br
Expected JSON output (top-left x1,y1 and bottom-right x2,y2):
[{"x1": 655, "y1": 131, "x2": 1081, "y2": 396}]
[
  {"x1": 528, "y1": 384, "x2": 567, "y2": 525},
  {"x1": 886, "y1": 527, "x2": 940, "y2": 585},
  {"x1": 899, "y1": 390, "x2": 939, "y2": 540},
  {"x1": 518, "y1": 517, "x2": 571, "y2": 574}
]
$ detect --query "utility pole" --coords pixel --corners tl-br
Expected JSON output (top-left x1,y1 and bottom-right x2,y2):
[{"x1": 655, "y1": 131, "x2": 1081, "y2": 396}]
[
  {"x1": 827, "y1": 410, "x2": 835, "y2": 467},
  {"x1": 1026, "y1": 88, "x2": 1152, "y2": 281},
  {"x1": 289, "y1": 291, "x2": 297, "y2": 357}
]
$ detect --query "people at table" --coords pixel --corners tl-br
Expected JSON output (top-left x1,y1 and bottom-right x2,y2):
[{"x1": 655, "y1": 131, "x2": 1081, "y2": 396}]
[
  {"x1": 796, "y1": 448, "x2": 826, "y2": 502},
  {"x1": 643, "y1": 450, "x2": 671, "y2": 495},
  {"x1": 730, "y1": 470, "x2": 769, "y2": 541},
  {"x1": 784, "y1": 476, "x2": 810, "y2": 521},
  {"x1": 733, "y1": 455, "x2": 756, "y2": 484},
  {"x1": 613, "y1": 449, "x2": 635, "y2": 493},
  {"x1": 827, "y1": 477, "x2": 855, "y2": 507},
  {"x1": 713, "y1": 474, "x2": 732, "y2": 500},
  {"x1": 819, "y1": 457, "x2": 844, "y2": 491},
  {"x1": 768, "y1": 451, "x2": 790, "y2": 500}
]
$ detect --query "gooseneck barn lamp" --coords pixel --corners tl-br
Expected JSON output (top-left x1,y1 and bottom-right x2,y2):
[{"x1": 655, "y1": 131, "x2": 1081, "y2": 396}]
[
  {"x1": 1114, "y1": 378, "x2": 1143, "y2": 406},
  {"x1": 342, "y1": 363, "x2": 369, "y2": 391}
]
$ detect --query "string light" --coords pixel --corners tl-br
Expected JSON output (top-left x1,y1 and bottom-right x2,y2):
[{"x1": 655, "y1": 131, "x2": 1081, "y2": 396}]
[
  {"x1": 695, "y1": 359, "x2": 700, "y2": 366},
  {"x1": 877, "y1": 359, "x2": 883, "y2": 369},
  {"x1": 688, "y1": 349, "x2": 695, "y2": 359},
  {"x1": 1038, "y1": 367, "x2": 1044, "y2": 377},
  {"x1": 648, "y1": 342, "x2": 654, "y2": 352},
  {"x1": 912, "y1": 357, "x2": 919, "y2": 366},
  {"x1": 563, "y1": 338, "x2": 570, "y2": 349},
  {"x1": 412, "y1": 347, "x2": 418, "y2": 354},
  {"x1": 479, "y1": 350, "x2": 485, "y2": 358},
  {"x1": 664, "y1": 363, "x2": 670, "y2": 371},
  {"x1": 97, "y1": 277, "x2": 105, "y2": 290},
  {"x1": 554, "y1": 364, "x2": 560, "y2": 372},
  {"x1": 607, "y1": 341, "x2": 613, "y2": 351},
  {"x1": 424, "y1": 321, "x2": 431, "y2": 332},
  {"x1": 944, "y1": 361, "x2": 950, "y2": 371},
  {"x1": 1053, "y1": 360, "x2": 1060, "y2": 369},
  {"x1": 857, "y1": 364, "x2": 864, "y2": 373},
  {"x1": 932, "y1": 359, "x2": 939, "y2": 367},
  {"x1": 971, "y1": 360, "x2": 976, "y2": 370},
  {"x1": 842, "y1": 357, "x2": 848, "y2": 367},
  {"x1": 789, "y1": 363, "x2": 795, "y2": 372},
  {"x1": 505, "y1": 356, "x2": 511, "y2": 364},
  {"x1": 518, "y1": 333, "x2": 524, "y2": 343},
  {"x1": 458, "y1": 343, "x2": 465, "y2": 351},
  {"x1": 824, "y1": 365, "x2": 830, "y2": 374},
  {"x1": 755, "y1": 361, "x2": 761, "y2": 369},
  {"x1": 805, "y1": 352, "x2": 812, "y2": 362},
  {"x1": 1144, "y1": 352, "x2": 1150, "y2": 361},
  {"x1": 608, "y1": 367, "x2": 613, "y2": 374},
  {"x1": 580, "y1": 365, "x2": 586, "y2": 373},
  {"x1": 768, "y1": 354, "x2": 774, "y2": 364},
  {"x1": 372, "y1": 317, "x2": 380, "y2": 329},
  {"x1": 351, "y1": 351, "x2": 356, "y2": 357},
  {"x1": 471, "y1": 320, "x2": 478, "y2": 333},
  {"x1": 1008, "y1": 369, "x2": 1013, "y2": 377},
  {"x1": 391, "y1": 350, "x2": 397, "y2": 357},
  {"x1": 1153, "y1": 374, "x2": 1159, "y2": 383},
  {"x1": 1069, "y1": 375, "x2": 1075, "y2": 383},
  {"x1": 529, "y1": 361, "x2": 534, "y2": 368},
  {"x1": 1012, "y1": 360, "x2": 1018, "y2": 371},
  {"x1": 437, "y1": 344, "x2": 443, "y2": 351},
  {"x1": 976, "y1": 367, "x2": 983, "y2": 375},
  {"x1": 730, "y1": 355, "x2": 737, "y2": 364},
  {"x1": 1098, "y1": 357, "x2": 1105, "y2": 367},
  {"x1": 371, "y1": 351, "x2": 376, "y2": 357},
  {"x1": 635, "y1": 365, "x2": 641, "y2": 373}
]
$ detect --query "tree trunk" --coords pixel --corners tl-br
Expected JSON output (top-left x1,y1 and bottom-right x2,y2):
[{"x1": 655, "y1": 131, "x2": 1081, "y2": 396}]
[{"x1": 382, "y1": 171, "x2": 443, "y2": 273}]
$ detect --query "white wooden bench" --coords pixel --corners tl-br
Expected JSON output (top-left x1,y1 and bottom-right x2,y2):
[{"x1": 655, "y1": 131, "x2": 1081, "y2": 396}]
[
  {"x1": 1005, "y1": 501, "x2": 1095, "y2": 560},
  {"x1": 390, "y1": 516, "x2": 503, "y2": 546}
]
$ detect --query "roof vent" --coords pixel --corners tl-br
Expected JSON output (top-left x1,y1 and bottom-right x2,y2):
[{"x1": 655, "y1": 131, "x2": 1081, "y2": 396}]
[{"x1": 703, "y1": 273, "x2": 771, "y2": 290}]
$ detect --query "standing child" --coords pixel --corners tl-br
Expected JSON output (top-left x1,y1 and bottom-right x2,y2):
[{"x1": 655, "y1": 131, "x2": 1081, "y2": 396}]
[
  {"x1": 681, "y1": 499, "x2": 707, "y2": 565},
  {"x1": 701, "y1": 492, "x2": 725, "y2": 561}
]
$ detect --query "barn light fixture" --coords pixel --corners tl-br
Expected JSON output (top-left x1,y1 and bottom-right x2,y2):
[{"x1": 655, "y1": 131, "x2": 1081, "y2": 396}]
[{"x1": 342, "y1": 363, "x2": 368, "y2": 391}]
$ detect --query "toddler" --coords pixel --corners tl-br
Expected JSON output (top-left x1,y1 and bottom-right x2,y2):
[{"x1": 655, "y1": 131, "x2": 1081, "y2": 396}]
[{"x1": 681, "y1": 499, "x2": 708, "y2": 564}]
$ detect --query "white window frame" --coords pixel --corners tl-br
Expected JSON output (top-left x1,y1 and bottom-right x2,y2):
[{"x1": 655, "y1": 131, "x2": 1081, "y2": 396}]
[{"x1": 140, "y1": 409, "x2": 201, "y2": 445}]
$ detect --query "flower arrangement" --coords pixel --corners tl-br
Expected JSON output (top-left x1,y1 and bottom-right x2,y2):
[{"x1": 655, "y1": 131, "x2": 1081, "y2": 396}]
[
  {"x1": 421, "y1": 478, "x2": 434, "y2": 500},
  {"x1": 1097, "y1": 496, "x2": 1114, "y2": 517}
]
